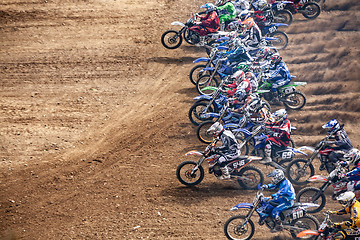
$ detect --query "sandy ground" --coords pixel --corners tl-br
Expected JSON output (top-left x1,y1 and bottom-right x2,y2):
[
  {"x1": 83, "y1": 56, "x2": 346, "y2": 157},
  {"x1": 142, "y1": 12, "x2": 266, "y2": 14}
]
[{"x1": 0, "y1": 0, "x2": 359, "y2": 239}]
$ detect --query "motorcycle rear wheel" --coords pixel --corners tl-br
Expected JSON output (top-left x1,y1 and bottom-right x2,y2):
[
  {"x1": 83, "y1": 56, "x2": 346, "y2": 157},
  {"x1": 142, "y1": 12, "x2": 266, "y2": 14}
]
[
  {"x1": 176, "y1": 160, "x2": 205, "y2": 186},
  {"x1": 282, "y1": 91, "x2": 306, "y2": 110},
  {"x1": 268, "y1": 31, "x2": 288, "y2": 50},
  {"x1": 273, "y1": 10, "x2": 293, "y2": 25},
  {"x1": 161, "y1": 30, "x2": 183, "y2": 49},
  {"x1": 290, "y1": 214, "x2": 320, "y2": 239},
  {"x1": 237, "y1": 165, "x2": 264, "y2": 190},
  {"x1": 224, "y1": 215, "x2": 255, "y2": 240},
  {"x1": 296, "y1": 187, "x2": 326, "y2": 213},
  {"x1": 301, "y1": 2, "x2": 321, "y2": 19},
  {"x1": 286, "y1": 158, "x2": 315, "y2": 185}
]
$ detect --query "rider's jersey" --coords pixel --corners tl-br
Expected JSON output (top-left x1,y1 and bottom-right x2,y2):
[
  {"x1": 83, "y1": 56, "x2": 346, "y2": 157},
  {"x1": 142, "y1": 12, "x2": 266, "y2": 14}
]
[
  {"x1": 232, "y1": 0, "x2": 250, "y2": 14},
  {"x1": 266, "y1": 118, "x2": 291, "y2": 145},
  {"x1": 225, "y1": 78, "x2": 251, "y2": 96},
  {"x1": 216, "y1": 129, "x2": 241, "y2": 155},
  {"x1": 226, "y1": 45, "x2": 253, "y2": 62},
  {"x1": 241, "y1": 24, "x2": 262, "y2": 47},
  {"x1": 332, "y1": 128, "x2": 354, "y2": 150},
  {"x1": 200, "y1": 11, "x2": 220, "y2": 31},
  {"x1": 266, "y1": 178, "x2": 296, "y2": 202},
  {"x1": 269, "y1": 61, "x2": 291, "y2": 80},
  {"x1": 337, "y1": 200, "x2": 360, "y2": 229},
  {"x1": 217, "y1": 2, "x2": 237, "y2": 17}
]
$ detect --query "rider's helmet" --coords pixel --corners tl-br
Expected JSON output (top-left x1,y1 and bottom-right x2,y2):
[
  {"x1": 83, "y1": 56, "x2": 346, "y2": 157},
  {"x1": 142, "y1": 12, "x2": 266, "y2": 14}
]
[
  {"x1": 322, "y1": 119, "x2": 341, "y2": 135},
  {"x1": 272, "y1": 109, "x2": 287, "y2": 124},
  {"x1": 239, "y1": 10, "x2": 251, "y2": 21},
  {"x1": 255, "y1": 47, "x2": 272, "y2": 60},
  {"x1": 252, "y1": 0, "x2": 268, "y2": 10},
  {"x1": 236, "y1": 62, "x2": 249, "y2": 72},
  {"x1": 344, "y1": 148, "x2": 360, "y2": 166},
  {"x1": 336, "y1": 191, "x2": 356, "y2": 209},
  {"x1": 207, "y1": 122, "x2": 224, "y2": 137},
  {"x1": 201, "y1": 3, "x2": 216, "y2": 13},
  {"x1": 232, "y1": 70, "x2": 245, "y2": 83},
  {"x1": 240, "y1": 17, "x2": 255, "y2": 30},
  {"x1": 267, "y1": 169, "x2": 285, "y2": 185},
  {"x1": 271, "y1": 53, "x2": 282, "y2": 65}
]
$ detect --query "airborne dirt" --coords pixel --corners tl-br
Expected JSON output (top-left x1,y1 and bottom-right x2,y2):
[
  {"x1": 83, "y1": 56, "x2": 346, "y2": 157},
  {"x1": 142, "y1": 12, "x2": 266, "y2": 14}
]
[{"x1": 0, "y1": 0, "x2": 359, "y2": 239}]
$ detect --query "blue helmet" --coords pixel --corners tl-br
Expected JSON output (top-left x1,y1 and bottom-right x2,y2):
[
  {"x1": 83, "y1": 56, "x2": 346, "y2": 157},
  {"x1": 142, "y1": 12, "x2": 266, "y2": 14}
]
[
  {"x1": 322, "y1": 119, "x2": 340, "y2": 135},
  {"x1": 201, "y1": 3, "x2": 216, "y2": 12}
]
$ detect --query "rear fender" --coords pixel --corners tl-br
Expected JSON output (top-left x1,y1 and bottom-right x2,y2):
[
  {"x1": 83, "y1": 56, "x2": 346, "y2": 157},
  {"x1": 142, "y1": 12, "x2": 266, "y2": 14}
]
[
  {"x1": 193, "y1": 57, "x2": 210, "y2": 63},
  {"x1": 265, "y1": 37, "x2": 277, "y2": 41},
  {"x1": 232, "y1": 128, "x2": 252, "y2": 138},
  {"x1": 230, "y1": 203, "x2": 253, "y2": 211}
]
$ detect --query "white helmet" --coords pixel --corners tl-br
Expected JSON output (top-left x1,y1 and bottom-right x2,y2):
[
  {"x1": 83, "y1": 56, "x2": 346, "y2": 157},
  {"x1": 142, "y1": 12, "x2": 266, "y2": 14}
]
[
  {"x1": 272, "y1": 109, "x2": 287, "y2": 123},
  {"x1": 253, "y1": 0, "x2": 267, "y2": 10},
  {"x1": 336, "y1": 191, "x2": 356, "y2": 208},
  {"x1": 267, "y1": 169, "x2": 285, "y2": 185},
  {"x1": 344, "y1": 148, "x2": 360, "y2": 166},
  {"x1": 322, "y1": 119, "x2": 341, "y2": 135},
  {"x1": 207, "y1": 122, "x2": 223, "y2": 137},
  {"x1": 247, "y1": 98, "x2": 262, "y2": 112}
]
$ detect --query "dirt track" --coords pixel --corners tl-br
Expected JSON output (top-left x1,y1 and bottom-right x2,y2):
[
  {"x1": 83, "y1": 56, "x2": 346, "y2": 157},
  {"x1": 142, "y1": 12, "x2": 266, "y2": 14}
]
[{"x1": 0, "y1": 0, "x2": 360, "y2": 239}]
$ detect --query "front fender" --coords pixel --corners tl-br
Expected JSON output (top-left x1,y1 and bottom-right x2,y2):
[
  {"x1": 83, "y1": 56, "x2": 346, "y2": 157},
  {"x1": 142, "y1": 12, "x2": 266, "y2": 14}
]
[
  {"x1": 231, "y1": 203, "x2": 253, "y2": 211},
  {"x1": 297, "y1": 230, "x2": 319, "y2": 238},
  {"x1": 292, "y1": 81, "x2": 307, "y2": 86},
  {"x1": 203, "y1": 67, "x2": 215, "y2": 71},
  {"x1": 297, "y1": 146, "x2": 316, "y2": 153},
  {"x1": 193, "y1": 95, "x2": 212, "y2": 101},
  {"x1": 292, "y1": 148, "x2": 308, "y2": 156},
  {"x1": 171, "y1": 21, "x2": 185, "y2": 27},
  {"x1": 185, "y1": 150, "x2": 203, "y2": 157},
  {"x1": 308, "y1": 175, "x2": 328, "y2": 182},
  {"x1": 193, "y1": 57, "x2": 210, "y2": 63},
  {"x1": 201, "y1": 112, "x2": 220, "y2": 118},
  {"x1": 274, "y1": 23, "x2": 288, "y2": 27}
]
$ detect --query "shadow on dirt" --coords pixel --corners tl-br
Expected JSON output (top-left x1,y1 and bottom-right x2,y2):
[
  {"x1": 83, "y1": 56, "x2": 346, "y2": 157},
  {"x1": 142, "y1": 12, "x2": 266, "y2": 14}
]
[{"x1": 147, "y1": 56, "x2": 195, "y2": 65}]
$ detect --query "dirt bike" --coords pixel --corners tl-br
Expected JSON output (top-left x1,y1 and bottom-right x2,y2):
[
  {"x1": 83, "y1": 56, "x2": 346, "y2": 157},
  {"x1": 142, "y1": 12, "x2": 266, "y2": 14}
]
[
  {"x1": 176, "y1": 138, "x2": 264, "y2": 189},
  {"x1": 224, "y1": 185, "x2": 319, "y2": 240},
  {"x1": 281, "y1": 0, "x2": 321, "y2": 19},
  {"x1": 161, "y1": 13, "x2": 229, "y2": 49},
  {"x1": 257, "y1": 76, "x2": 307, "y2": 110},
  {"x1": 285, "y1": 134, "x2": 339, "y2": 185},
  {"x1": 260, "y1": 23, "x2": 288, "y2": 50},
  {"x1": 296, "y1": 163, "x2": 354, "y2": 214},
  {"x1": 297, "y1": 212, "x2": 360, "y2": 240}
]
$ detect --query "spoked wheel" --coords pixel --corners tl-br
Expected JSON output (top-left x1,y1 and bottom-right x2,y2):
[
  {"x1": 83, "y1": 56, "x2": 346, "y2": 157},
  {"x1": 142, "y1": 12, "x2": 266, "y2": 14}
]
[
  {"x1": 274, "y1": 10, "x2": 293, "y2": 25},
  {"x1": 282, "y1": 91, "x2": 306, "y2": 110},
  {"x1": 188, "y1": 101, "x2": 214, "y2": 126},
  {"x1": 197, "y1": 121, "x2": 216, "y2": 144},
  {"x1": 268, "y1": 31, "x2": 288, "y2": 50},
  {"x1": 224, "y1": 215, "x2": 255, "y2": 240},
  {"x1": 296, "y1": 187, "x2": 326, "y2": 213},
  {"x1": 189, "y1": 64, "x2": 211, "y2": 85},
  {"x1": 286, "y1": 158, "x2": 314, "y2": 185},
  {"x1": 290, "y1": 214, "x2": 320, "y2": 239},
  {"x1": 196, "y1": 74, "x2": 220, "y2": 95},
  {"x1": 176, "y1": 161, "x2": 204, "y2": 186},
  {"x1": 237, "y1": 166, "x2": 264, "y2": 190},
  {"x1": 301, "y1": 2, "x2": 321, "y2": 19},
  {"x1": 161, "y1": 30, "x2": 182, "y2": 49}
]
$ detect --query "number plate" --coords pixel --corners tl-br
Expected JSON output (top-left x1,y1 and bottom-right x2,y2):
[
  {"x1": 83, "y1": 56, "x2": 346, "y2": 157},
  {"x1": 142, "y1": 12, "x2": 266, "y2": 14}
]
[
  {"x1": 283, "y1": 87, "x2": 295, "y2": 94},
  {"x1": 292, "y1": 209, "x2": 304, "y2": 219},
  {"x1": 277, "y1": 3, "x2": 285, "y2": 11}
]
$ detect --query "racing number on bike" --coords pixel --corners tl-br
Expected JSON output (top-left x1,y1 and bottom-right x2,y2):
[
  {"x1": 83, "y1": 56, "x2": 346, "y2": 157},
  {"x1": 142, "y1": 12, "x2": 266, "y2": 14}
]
[
  {"x1": 282, "y1": 152, "x2": 292, "y2": 159},
  {"x1": 292, "y1": 210, "x2": 304, "y2": 219},
  {"x1": 233, "y1": 160, "x2": 245, "y2": 169},
  {"x1": 269, "y1": 26, "x2": 277, "y2": 33}
]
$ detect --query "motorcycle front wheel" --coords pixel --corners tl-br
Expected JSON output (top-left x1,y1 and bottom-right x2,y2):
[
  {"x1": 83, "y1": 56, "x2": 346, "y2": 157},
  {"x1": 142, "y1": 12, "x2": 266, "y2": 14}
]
[
  {"x1": 273, "y1": 10, "x2": 293, "y2": 25},
  {"x1": 176, "y1": 161, "x2": 205, "y2": 186},
  {"x1": 196, "y1": 74, "x2": 220, "y2": 95},
  {"x1": 197, "y1": 120, "x2": 216, "y2": 144},
  {"x1": 161, "y1": 30, "x2": 183, "y2": 49},
  {"x1": 237, "y1": 166, "x2": 264, "y2": 190},
  {"x1": 290, "y1": 214, "x2": 320, "y2": 240},
  {"x1": 224, "y1": 215, "x2": 255, "y2": 240},
  {"x1": 296, "y1": 187, "x2": 326, "y2": 213},
  {"x1": 301, "y1": 2, "x2": 321, "y2": 19},
  {"x1": 268, "y1": 31, "x2": 288, "y2": 50},
  {"x1": 286, "y1": 158, "x2": 315, "y2": 185},
  {"x1": 188, "y1": 101, "x2": 214, "y2": 126},
  {"x1": 189, "y1": 64, "x2": 210, "y2": 85},
  {"x1": 282, "y1": 91, "x2": 306, "y2": 110}
]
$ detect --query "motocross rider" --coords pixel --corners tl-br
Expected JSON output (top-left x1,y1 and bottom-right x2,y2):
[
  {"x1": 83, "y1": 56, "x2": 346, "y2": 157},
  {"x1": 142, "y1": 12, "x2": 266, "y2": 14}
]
[
  {"x1": 260, "y1": 169, "x2": 296, "y2": 232},
  {"x1": 232, "y1": 0, "x2": 250, "y2": 16},
  {"x1": 237, "y1": 13, "x2": 263, "y2": 51},
  {"x1": 196, "y1": 3, "x2": 220, "y2": 37},
  {"x1": 341, "y1": 148, "x2": 360, "y2": 192},
  {"x1": 266, "y1": 53, "x2": 291, "y2": 102},
  {"x1": 206, "y1": 122, "x2": 241, "y2": 180},
  {"x1": 322, "y1": 119, "x2": 354, "y2": 169},
  {"x1": 260, "y1": 109, "x2": 291, "y2": 164},
  {"x1": 216, "y1": 0, "x2": 237, "y2": 30},
  {"x1": 327, "y1": 191, "x2": 360, "y2": 240}
]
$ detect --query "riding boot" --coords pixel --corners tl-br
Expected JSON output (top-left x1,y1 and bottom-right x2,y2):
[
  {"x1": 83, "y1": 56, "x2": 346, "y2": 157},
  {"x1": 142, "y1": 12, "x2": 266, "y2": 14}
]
[
  {"x1": 270, "y1": 218, "x2": 283, "y2": 233},
  {"x1": 260, "y1": 148, "x2": 272, "y2": 164},
  {"x1": 218, "y1": 166, "x2": 231, "y2": 180}
]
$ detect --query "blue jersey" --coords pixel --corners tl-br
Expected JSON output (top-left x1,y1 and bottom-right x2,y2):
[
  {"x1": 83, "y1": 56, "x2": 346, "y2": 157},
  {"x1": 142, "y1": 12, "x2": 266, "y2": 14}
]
[
  {"x1": 269, "y1": 61, "x2": 291, "y2": 80},
  {"x1": 346, "y1": 162, "x2": 360, "y2": 181},
  {"x1": 266, "y1": 178, "x2": 295, "y2": 202}
]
